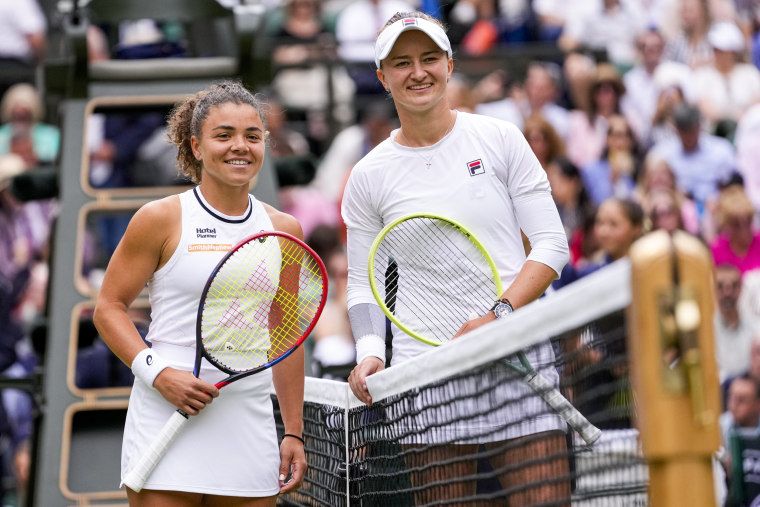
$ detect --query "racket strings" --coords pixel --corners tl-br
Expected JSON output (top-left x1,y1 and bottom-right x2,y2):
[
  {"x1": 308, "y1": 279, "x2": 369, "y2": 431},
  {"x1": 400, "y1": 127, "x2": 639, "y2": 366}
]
[
  {"x1": 375, "y1": 218, "x2": 498, "y2": 342},
  {"x1": 201, "y1": 236, "x2": 325, "y2": 372},
  {"x1": 268, "y1": 246, "x2": 323, "y2": 357}
]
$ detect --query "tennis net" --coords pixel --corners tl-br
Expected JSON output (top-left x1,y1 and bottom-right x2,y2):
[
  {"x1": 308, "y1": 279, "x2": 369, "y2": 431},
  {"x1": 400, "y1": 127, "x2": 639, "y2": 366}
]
[{"x1": 275, "y1": 259, "x2": 648, "y2": 506}]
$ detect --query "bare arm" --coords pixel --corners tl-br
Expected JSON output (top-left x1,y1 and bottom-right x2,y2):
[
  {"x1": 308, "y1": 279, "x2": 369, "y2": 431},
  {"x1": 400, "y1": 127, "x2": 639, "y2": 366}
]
[
  {"x1": 266, "y1": 205, "x2": 307, "y2": 492},
  {"x1": 93, "y1": 197, "x2": 218, "y2": 415}
]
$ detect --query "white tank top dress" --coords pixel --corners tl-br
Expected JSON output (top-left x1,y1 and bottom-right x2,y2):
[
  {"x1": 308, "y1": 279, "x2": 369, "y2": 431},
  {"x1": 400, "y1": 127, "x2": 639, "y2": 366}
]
[{"x1": 121, "y1": 187, "x2": 281, "y2": 496}]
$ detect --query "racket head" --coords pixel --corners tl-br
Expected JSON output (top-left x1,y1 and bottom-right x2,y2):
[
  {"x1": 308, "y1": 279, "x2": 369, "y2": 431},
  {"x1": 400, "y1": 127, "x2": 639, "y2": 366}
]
[
  {"x1": 197, "y1": 231, "x2": 328, "y2": 379},
  {"x1": 368, "y1": 213, "x2": 503, "y2": 346}
]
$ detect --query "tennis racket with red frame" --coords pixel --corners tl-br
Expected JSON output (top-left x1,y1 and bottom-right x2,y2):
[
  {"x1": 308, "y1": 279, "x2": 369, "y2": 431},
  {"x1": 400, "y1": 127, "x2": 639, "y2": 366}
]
[{"x1": 122, "y1": 231, "x2": 328, "y2": 492}]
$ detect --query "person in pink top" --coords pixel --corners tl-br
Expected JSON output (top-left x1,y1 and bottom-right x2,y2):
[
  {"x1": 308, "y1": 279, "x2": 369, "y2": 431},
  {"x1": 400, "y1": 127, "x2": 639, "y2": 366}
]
[{"x1": 710, "y1": 185, "x2": 760, "y2": 276}]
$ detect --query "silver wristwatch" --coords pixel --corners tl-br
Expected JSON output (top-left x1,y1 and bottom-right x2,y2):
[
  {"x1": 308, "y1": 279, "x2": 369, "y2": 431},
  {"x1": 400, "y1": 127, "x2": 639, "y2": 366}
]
[{"x1": 490, "y1": 298, "x2": 514, "y2": 319}]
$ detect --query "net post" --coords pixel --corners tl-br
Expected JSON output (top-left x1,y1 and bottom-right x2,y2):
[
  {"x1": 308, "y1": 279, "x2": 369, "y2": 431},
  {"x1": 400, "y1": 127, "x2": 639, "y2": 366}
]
[{"x1": 628, "y1": 230, "x2": 721, "y2": 507}]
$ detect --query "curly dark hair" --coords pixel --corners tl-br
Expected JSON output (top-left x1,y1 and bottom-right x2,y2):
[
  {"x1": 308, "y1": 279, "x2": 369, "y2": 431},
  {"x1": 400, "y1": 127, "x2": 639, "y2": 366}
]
[{"x1": 166, "y1": 80, "x2": 267, "y2": 183}]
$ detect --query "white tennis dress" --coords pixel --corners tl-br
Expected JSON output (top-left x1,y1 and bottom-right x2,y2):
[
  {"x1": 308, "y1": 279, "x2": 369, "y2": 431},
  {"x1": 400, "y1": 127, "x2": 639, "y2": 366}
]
[{"x1": 121, "y1": 187, "x2": 281, "y2": 496}]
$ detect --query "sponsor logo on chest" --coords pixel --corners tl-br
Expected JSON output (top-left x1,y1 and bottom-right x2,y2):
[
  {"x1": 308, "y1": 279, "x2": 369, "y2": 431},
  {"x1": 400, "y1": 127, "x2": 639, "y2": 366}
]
[
  {"x1": 189, "y1": 226, "x2": 232, "y2": 252},
  {"x1": 467, "y1": 159, "x2": 485, "y2": 176},
  {"x1": 196, "y1": 227, "x2": 217, "y2": 239}
]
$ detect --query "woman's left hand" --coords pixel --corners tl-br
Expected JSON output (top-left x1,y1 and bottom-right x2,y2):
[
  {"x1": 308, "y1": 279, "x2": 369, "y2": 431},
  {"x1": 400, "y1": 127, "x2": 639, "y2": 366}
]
[{"x1": 278, "y1": 436, "x2": 307, "y2": 494}]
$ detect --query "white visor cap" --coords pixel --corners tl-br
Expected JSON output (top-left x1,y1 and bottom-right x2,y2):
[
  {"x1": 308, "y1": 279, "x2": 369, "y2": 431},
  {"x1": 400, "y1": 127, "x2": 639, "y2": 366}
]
[{"x1": 374, "y1": 17, "x2": 452, "y2": 68}]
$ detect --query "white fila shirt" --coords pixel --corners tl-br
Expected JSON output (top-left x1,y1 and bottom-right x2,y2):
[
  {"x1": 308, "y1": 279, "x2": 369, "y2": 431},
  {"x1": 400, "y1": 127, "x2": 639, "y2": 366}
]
[{"x1": 342, "y1": 111, "x2": 569, "y2": 364}]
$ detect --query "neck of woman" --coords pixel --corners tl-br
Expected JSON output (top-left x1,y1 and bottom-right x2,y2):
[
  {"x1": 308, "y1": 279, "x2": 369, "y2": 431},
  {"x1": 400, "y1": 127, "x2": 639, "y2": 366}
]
[
  {"x1": 397, "y1": 107, "x2": 455, "y2": 147},
  {"x1": 198, "y1": 182, "x2": 251, "y2": 216}
]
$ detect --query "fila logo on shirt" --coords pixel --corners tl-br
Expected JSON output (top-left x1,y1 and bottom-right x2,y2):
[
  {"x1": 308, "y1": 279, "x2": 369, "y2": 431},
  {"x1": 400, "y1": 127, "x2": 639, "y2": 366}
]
[
  {"x1": 467, "y1": 159, "x2": 485, "y2": 176},
  {"x1": 403, "y1": 18, "x2": 417, "y2": 27},
  {"x1": 196, "y1": 227, "x2": 217, "y2": 239}
]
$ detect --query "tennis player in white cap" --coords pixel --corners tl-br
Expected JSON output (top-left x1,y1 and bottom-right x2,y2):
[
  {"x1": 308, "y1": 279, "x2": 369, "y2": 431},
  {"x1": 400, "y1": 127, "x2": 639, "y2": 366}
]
[{"x1": 342, "y1": 10, "x2": 572, "y2": 506}]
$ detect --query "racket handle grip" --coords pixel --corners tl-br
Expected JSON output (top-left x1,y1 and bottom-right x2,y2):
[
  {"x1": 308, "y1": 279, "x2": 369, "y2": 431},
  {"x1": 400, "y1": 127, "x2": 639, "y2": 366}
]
[
  {"x1": 122, "y1": 410, "x2": 190, "y2": 492},
  {"x1": 525, "y1": 371, "x2": 602, "y2": 446}
]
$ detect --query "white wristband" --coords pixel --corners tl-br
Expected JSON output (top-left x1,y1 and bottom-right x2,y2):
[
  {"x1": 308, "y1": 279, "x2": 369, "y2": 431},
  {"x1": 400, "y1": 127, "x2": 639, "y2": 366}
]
[
  {"x1": 355, "y1": 334, "x2": 386, "y2": 365},
  {"x1": 131, "y1": 348, "x2": 170, "y2": 389}
]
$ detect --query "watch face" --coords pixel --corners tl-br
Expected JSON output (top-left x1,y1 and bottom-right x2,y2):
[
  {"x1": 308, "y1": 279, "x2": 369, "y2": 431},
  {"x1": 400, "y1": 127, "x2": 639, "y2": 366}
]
[{"x1": 493, "y1": 303, "x2": 513, "y2": 319}]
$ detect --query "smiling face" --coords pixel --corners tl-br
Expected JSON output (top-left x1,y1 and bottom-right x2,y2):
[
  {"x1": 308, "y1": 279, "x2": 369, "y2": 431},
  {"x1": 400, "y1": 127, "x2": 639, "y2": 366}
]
[
  {"x1": 190, "y1": 102, "x2": 266, "y2": 188},
  {"x1": 594, "y1": 200, "x2": 642, "y2": 260},
  {"x1": 376, "y1": 30, "x2": 453, "y2": 113}
]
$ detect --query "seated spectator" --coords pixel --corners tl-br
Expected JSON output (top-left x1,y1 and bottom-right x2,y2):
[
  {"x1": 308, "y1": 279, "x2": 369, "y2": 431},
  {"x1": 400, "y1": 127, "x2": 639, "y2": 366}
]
[
  {"x1": 0, "y1": 83, "x2": 60, "y2": 165},
  {"x1": 581, "y1": 114, "x2": 641, "y2": 205},
  {"x1": 634, "y1": 153, "x2": 701, "y2": 236},
  {"x1": 693, "y1": 21, "x2": 760, "y2": 136},
  {"x1": 566, "y1": 63, "x2": 640, "y2": 169},
  {"x1": 622, "y1": 27, "x2": 669, "y2": 147},
  {"x1": 494, "y1": 0, "x2": 532, "y2": 45},
  {"x1": 523, "y1": 114, "x2": 565, "y2": 169},
  {"x1": 532, "y1": 0, "x2": 584, "y2": 42},
  {"x1": 558, "y1": 0, "x2": 647, "y2": 69},
  {"x1": 650, "y1": 103, "x2": 736, "y2": 220},
  {"x1": 719, "y1": 374, "x2": 760, "y2": 474},
  {"x1": 0, "y1": 151, "x2": 52, "y2": 504},
  {"x1": 722, "y1": 372, "x2": 760, "y2": 440},
  {"x1": 268, "y1": 0, "x2": 356, "y2": 127},
  {"x1": 643, "y1": 188, "x2": 688, "y2": 234},
  {"x1": 334, "y1": 0, "x2": 414, "y2": 95},
  {"x1": 446, "y1": 0, "x2": 499, "y2": 49},
  {"x1": 0, "y1": 0, "x2": 46, "y2": 98},
  {"x1": 545, "y1": 157, "x2": 597, "y2": 267},
  {"x1": 665, "y1": 0, "x2": 715, "y2": 69},
  {"x1": 714, "y1": 263, "x2": 759, "y2": 383},
  {"x1": 710, "y1": 185, "x2": 760, "y2": 276},
  {"x1": 520, "y1": 61, "x2": 570, "y2": 139},
  {"x1": 477, "y1": 62, "x2": 570, "y2": 139},
  {"x1": 648, "y1": 82, "x2": 688, "y2": 147},
  {"x1": 735, "y1": 103, "x2": 760, "y2": 212},
  {"x1": 554, "y1": 197, "x2": 645, "y2": 288}
]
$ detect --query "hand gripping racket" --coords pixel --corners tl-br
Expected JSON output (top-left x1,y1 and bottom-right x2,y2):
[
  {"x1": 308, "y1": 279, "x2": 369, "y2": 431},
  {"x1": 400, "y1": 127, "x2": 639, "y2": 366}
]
[
  {"x1": 122, "y1": 231, "x2": 328, "y2": 492},
  {"x1": 368, "y1": 213, "x2": 601, "y2": 445}
]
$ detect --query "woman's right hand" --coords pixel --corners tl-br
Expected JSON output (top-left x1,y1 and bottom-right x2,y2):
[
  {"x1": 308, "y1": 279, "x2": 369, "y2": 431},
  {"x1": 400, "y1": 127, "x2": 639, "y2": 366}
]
[
  {"x1": 152, "y1": 368, "x2": 219, "y2": 415},
  {"x1": 348, "y1": 357, "x2": 384, "y2": 406}
]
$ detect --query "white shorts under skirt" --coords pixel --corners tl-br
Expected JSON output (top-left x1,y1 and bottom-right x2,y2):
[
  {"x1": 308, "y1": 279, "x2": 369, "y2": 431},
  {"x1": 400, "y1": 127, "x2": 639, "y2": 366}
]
[{"x1": 121, "y1": 342, "x2": 281, "y2": 496}]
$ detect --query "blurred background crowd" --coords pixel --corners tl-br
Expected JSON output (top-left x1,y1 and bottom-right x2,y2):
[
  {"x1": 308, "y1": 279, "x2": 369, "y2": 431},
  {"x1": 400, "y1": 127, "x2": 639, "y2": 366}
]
[{"x1": 1, "y1": 0, "x2": 760, "y2": 504}]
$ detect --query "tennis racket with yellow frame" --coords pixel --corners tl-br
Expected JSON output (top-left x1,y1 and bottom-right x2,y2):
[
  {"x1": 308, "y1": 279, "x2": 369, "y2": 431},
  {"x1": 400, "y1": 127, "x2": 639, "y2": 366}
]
[{"x1": 368, "y1": 213, "x2": 601, "y2": 445}]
